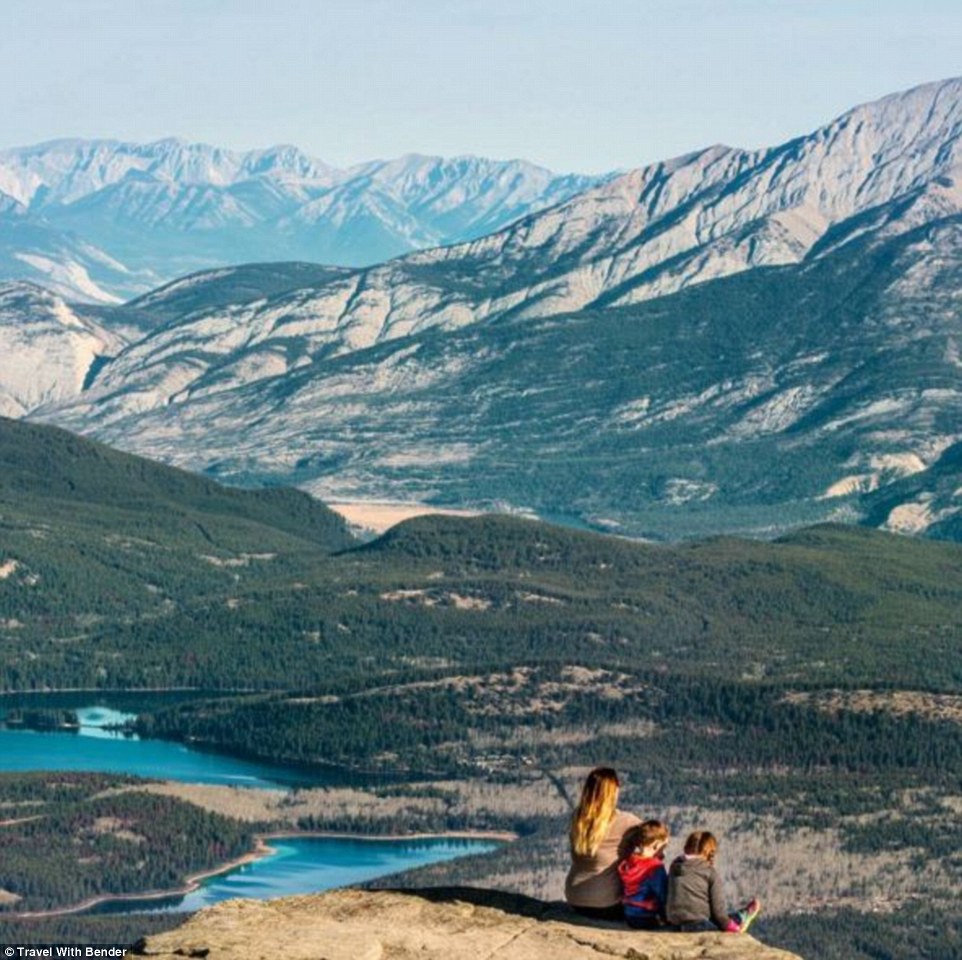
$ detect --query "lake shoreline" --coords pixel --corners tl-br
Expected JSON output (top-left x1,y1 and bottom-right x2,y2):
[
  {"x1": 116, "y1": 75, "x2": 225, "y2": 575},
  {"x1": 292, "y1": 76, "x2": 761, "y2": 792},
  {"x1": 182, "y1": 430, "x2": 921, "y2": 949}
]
[
  {"x1": 9, "y1": 828, "x2": 516, "y2": 920},
  {"x1": 1, "y1": 698, "x2": 517, "y2": 921},
  {"x1": 1, "y1": 691, "x2": 424, "y2": 784}
]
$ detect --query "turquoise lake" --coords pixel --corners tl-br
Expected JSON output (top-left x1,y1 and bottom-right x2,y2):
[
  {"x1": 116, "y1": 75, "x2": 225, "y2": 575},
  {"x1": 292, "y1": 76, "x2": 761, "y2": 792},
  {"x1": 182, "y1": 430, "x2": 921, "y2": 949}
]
[
  {"x1": 0, "y1": 694, "x2": 374, "y2": 788},
  {"x1": 0, "y1": 709, "x2": 338, "y2": 790},
  {"x1": 87, "y1": 836, "x2": 499, "y2": 914},
  {"x1": 0, "y1": 695, "x2": 501, "y2": 912}
]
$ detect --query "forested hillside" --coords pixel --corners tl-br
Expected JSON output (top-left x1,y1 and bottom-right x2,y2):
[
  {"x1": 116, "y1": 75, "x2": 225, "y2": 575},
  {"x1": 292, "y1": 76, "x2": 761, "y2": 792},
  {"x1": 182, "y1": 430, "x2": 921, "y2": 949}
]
[
  {"x1": 3, "y1": 420, "x2": 962, "y2": 959},
  {"x1": 0, "y1": 772, "x2": 253, "y2": 913}
]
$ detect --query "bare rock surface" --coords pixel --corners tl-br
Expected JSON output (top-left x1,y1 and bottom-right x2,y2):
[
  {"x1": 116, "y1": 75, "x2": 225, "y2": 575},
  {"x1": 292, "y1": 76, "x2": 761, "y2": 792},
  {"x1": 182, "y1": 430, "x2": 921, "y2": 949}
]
[{"x1": 133, "y1": 887, "x2": 803, "y2": 960}]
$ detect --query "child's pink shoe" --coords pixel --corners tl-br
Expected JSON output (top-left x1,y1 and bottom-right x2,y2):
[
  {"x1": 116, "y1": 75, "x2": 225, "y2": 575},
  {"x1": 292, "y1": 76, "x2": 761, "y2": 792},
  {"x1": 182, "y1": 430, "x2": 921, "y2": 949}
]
[{"x1": 730, "y1": 898, "x2": 761, "y2": 933}]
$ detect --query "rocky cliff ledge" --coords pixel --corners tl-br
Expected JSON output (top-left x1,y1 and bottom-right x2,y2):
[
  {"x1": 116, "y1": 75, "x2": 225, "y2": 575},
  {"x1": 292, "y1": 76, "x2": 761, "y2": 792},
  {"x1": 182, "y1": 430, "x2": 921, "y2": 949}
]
[{"x1": 132, "y1": 887, "x2": 804, "y2": 960}]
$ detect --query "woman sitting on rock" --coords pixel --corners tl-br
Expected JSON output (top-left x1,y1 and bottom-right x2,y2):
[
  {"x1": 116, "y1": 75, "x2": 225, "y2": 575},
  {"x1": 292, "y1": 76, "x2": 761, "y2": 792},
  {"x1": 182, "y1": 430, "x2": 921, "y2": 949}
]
[{"x1": 564, "y1": 767, "x2": 641, "y2": 920}]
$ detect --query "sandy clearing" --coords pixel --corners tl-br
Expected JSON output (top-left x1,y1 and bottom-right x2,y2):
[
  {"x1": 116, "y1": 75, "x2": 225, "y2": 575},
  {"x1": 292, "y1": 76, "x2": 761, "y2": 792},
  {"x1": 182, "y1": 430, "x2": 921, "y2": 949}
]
[{"x1": 328, "y1": 501, "x2": 479, "y2": 534}]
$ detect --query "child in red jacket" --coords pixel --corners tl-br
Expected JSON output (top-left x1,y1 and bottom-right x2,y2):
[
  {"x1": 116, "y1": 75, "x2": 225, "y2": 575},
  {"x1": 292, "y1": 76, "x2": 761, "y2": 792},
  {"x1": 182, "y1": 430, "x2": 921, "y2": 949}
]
[{"x1": 618, "y1": 819, "x2": 670, "y2": 929}]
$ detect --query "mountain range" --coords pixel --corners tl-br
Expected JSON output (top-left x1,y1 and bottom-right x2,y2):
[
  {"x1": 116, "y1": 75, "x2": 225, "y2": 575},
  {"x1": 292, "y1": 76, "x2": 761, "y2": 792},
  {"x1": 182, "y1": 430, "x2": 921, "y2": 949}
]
[
  {"x1": 4, "y1": 77, "x2": 962, "y2": 540},
  {"x1": 0, "y1": 140, "x2": 602, "y2": 301}
]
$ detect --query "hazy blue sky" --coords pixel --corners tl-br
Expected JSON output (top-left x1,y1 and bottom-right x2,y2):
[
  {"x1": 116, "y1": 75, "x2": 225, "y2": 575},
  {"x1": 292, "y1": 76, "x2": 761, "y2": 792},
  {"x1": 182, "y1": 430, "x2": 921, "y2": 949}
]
[{"x1": 4, "y1": 0, "x2": 961, "y2": 172}]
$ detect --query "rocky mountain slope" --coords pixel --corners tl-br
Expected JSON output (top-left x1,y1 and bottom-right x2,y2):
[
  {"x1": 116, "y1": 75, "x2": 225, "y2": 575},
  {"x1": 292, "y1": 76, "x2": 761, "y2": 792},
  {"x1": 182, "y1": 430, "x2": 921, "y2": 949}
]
[
  {"x1": 131, "y1": 888, "x2": 801, "y2": 960},
  {"x1": 13, "y1": 78, "x2": 957, "y2": 539},
  {"x1": 58, "y1": 77, "x2": 962, "y2": 353},
  {"x1": 0, "y1": 282, "x2": 127, "y2": 417},
  {"x1": 0, "y1": 213, "x2": 143, "y2": 303},
  {"x1": 0, "y1": 139, "x2": 601, "y2": 300},
  {"x1": 2, "y1": 77, "x2": 959, "y2": 538}
]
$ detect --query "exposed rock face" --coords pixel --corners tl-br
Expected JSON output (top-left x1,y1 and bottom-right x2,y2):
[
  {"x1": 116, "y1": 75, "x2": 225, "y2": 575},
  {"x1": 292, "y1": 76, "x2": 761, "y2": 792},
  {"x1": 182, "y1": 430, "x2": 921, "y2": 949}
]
[
  {"x1": 0, "y1": 281, "x2": 125, "y2": 417},
  {"x1": 133, "y1": 888, "x2": 803, "y2": 960}
]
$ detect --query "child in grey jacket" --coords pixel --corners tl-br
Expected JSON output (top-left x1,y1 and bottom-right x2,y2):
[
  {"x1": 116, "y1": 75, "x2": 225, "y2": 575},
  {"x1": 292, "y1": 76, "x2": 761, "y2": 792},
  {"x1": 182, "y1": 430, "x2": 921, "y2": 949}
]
[{"x1": 665, "y1": 831, "x2": 760, "y2": 933}]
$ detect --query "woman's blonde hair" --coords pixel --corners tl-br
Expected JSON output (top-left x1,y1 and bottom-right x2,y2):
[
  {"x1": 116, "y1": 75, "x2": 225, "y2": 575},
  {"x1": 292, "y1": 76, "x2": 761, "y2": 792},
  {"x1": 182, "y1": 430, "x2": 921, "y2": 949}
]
[
  {"x1": 569, "y1": 767, "x2": 620, "y2": 857},
  {"x1": 684, "y1": 830, "x2": 718, "y2": 863}
]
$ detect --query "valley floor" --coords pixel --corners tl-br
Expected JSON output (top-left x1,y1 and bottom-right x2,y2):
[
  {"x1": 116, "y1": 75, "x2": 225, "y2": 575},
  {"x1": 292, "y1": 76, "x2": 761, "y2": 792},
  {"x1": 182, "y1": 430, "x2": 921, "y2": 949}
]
[{"x1": 327, "y1": 500, "x2": 480, "y2": 534}]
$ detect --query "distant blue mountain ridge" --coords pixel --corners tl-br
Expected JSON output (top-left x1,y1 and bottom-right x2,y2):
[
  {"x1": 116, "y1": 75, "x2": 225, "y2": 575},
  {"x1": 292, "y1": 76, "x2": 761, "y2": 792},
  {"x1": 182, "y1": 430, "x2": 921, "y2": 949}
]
[{"x1": 0, "y1": 139, "x2": 606, "y2": 302}]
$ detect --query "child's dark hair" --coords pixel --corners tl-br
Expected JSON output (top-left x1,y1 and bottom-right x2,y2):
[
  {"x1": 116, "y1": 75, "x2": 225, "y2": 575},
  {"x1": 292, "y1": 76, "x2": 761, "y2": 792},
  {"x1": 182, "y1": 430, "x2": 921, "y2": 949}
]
[
  {"x1": 684, "y1": 830, "x2": 718, "y2": 863},
  {"x1": 626, "y1": 819, "x2": 669, "y2": 851}
]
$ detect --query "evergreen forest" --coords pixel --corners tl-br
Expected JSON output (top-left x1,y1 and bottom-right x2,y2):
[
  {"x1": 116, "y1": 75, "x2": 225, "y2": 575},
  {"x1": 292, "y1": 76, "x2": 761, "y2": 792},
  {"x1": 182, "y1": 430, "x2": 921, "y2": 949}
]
[{"x1": 1, "y1": 417, "x2": 961, "y2": 959}]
